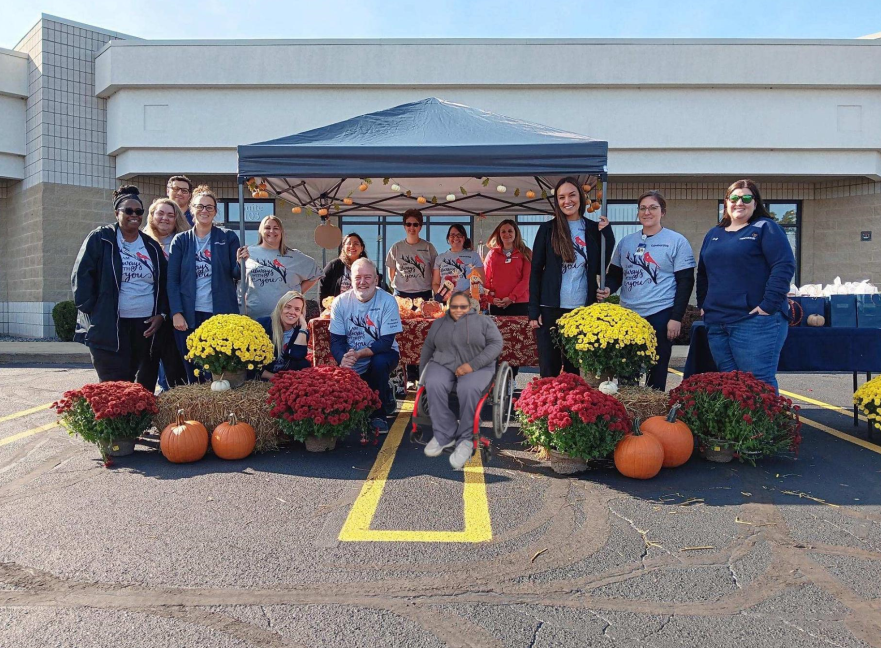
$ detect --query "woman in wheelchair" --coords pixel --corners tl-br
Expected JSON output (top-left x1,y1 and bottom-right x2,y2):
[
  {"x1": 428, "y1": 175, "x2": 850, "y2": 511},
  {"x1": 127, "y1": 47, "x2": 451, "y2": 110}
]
[{"x1": 419, "y1": 291, "x2": 503, "y2": 469}]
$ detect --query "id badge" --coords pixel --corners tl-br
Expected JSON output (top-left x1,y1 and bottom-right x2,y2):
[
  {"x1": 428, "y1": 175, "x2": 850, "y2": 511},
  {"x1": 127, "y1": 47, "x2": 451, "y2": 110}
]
[
  {"x1": 635, "y1": 243, "x2": 647, "y2": 256},
  {"x1": 505, "y1": 257, "x2": 512, "y2": 264}
]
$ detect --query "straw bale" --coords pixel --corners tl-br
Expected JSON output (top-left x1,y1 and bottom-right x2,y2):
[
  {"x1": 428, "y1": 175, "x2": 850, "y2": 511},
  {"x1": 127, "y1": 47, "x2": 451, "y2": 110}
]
[
  {"x1": 612, "y1": 386, "x2": 670, "y2": 423},
  {"x1": 155, "y1": 382, "x2": 282, "y2": 452}
]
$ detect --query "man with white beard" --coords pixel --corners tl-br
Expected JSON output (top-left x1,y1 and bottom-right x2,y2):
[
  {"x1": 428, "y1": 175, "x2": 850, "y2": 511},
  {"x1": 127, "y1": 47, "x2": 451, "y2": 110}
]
[{"x1": 329, "y1": 258, "x2": 403, "y2": 433}]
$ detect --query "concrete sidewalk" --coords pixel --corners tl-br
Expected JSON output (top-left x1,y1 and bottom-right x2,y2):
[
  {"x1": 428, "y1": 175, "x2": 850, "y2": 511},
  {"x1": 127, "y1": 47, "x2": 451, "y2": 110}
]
[
  {"x1": 0, "y1": 341, "x2": 690, "y2": 366},
  {"x1": 0, "y1": 342, "x2": 91, "y2": 365}
]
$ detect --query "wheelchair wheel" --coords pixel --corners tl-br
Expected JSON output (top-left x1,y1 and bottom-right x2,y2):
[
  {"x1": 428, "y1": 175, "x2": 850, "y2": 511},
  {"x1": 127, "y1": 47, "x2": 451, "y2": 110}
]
[{"x1": 491, "y1": 361, "x2": 514, "y2": 439}]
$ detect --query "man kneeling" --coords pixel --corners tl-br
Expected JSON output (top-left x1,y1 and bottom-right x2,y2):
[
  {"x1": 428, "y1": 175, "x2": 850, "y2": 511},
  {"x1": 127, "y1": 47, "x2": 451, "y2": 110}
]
[{"x1": 329, "y1": 258, "x2": 402, "y2": 433}]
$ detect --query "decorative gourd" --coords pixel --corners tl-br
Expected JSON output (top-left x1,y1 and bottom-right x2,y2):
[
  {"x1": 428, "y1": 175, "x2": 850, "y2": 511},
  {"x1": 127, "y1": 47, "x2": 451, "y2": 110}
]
[
  {"x1": 211, "y1": 379, "x2": 231, "y2": 392},
  {"x1": 212, "y1": 413, "x2": 256, "y2": 460},
  {"x1": 614, "y1": 419, "x2": 664, "y2": 479},
  {"x1": 160, "y1": 409, "x2": 209, "y2": 464},
  {"x1": 640, "y1": 403, "x2": 694, "y2": 468},
  {"x1": 598, "y1": 380, "x2": 618, "y2": 395},
  {"x1": 806, "y1": 314, "x2": 825, "y2": 327}
]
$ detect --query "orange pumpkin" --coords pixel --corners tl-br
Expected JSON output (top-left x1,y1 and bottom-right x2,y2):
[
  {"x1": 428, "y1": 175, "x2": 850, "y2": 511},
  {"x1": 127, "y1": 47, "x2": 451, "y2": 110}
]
[
  {"x1": 160, "y1": 409, "x2": 209, "y2": 464},
  {"x1": 212, "y1": 413, "x2": 256, "y2": 460},
  {"x1": 614, "y1": 420, "x2": 664, "y2": 479},
  {"x1": 640, "y1": 404, "x2": 694, "y2": 468}
]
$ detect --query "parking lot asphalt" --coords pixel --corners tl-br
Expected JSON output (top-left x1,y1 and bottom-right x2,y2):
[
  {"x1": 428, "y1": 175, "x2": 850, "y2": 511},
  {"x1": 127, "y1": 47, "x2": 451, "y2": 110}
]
[{"x1": 0, "y1": 361, "x2": 880, "y2": 648}]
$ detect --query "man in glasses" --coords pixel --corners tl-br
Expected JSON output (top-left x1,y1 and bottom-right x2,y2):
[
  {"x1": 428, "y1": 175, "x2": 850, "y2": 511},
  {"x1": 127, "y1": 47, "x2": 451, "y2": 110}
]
[
  {"x1": 329, "y1": 258, "x2": 403, "y2": 434},
  {"x1": 386, "y1": 209, "x2": 437, "y2": 300},
  {"x1": 167, "y1": 175, "x2": 194, "y2": 226}
]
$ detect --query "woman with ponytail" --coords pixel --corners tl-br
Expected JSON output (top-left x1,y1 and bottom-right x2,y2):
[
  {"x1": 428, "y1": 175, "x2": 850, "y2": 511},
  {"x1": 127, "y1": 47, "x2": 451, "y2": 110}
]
[{"x1": 528, "y1": 177, "x2": 614, "y2": 377}]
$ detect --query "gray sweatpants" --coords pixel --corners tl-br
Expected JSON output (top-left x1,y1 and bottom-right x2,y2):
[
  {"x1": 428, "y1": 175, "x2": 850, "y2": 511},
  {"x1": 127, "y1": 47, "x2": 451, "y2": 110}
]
[{"x1": 424, "y1": 361, "x2": 495, "y2": 446}]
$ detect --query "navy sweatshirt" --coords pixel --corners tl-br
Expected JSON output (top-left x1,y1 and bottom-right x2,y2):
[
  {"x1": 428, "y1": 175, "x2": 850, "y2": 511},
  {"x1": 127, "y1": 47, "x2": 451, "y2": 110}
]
[{"x1": 696, "y1": 217, "x2": 795, "y2": 325}]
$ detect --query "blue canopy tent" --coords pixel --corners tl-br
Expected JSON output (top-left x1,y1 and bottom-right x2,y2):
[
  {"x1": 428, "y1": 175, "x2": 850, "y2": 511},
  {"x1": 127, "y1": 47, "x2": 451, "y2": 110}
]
[{"x1": 235, "y1": 98, "x2": 610, "y2": 309}]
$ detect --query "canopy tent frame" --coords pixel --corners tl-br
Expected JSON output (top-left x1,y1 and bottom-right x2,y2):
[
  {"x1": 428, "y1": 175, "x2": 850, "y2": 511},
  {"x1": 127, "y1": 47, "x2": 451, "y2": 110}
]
[{"x1": 235, "y1": 98, "x2": 610, "y2": 314}]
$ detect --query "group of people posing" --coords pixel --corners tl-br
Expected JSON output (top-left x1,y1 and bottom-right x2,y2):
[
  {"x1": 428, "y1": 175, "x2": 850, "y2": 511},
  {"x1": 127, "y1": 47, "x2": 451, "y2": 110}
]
[{"x1": 72, "y1": 175, "x2": 795, "y2": 468}]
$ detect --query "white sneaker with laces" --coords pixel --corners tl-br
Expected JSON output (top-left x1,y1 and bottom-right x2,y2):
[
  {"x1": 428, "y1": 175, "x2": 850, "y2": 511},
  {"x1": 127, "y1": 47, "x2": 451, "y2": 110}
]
[
  {"x1": 424, "y1": 437, "x2": 455, "y2": 457},
  {"x1": 449, "y1": 440, "x2": 473, "y2": 470}
]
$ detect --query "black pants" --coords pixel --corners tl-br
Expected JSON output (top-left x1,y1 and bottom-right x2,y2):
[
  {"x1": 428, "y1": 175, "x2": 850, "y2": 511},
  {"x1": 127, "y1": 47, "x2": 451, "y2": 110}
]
[
  {"x1": 155, "y1": 319, "x2": 187, "y2": 388},
  {"x1": 535, "y1": 306, "x2": 579, "y2": 378},
  {"x1": 643, "y1": 308, "x2": 674, "y2": 391},
  {"x1": 489, "y1": 303, "x2": 528, "y2": 317},
  {"x1": 395, "y1": 289, "x2": 433, "y2": 300},
  {"x1": 89, "y1": 317, "x2": 160, "y2": 391}
]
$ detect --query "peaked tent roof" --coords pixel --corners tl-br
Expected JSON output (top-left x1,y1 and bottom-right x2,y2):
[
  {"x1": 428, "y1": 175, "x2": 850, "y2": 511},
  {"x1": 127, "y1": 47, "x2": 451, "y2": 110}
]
[{"x1": 237, "y1": 98, "x2": 607, "y2": 179}]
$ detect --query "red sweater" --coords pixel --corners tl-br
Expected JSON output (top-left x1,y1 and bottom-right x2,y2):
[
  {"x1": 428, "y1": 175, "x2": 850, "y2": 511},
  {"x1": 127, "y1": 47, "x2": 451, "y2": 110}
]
[{"x1": 484, "y1": 248, "x2": 531, "y2": 304}]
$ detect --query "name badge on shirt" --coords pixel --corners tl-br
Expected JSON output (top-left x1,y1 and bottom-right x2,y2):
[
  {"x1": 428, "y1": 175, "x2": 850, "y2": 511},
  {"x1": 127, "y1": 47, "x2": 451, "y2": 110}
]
[{"x1": 635, "y1": 243, "x2": 647, "y2": 256}]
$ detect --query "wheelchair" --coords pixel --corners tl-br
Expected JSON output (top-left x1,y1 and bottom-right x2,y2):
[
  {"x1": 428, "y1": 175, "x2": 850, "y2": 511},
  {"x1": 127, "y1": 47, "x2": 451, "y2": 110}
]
[{"x1": 410, "y1": 361, "x2": 515, "y2": 464}]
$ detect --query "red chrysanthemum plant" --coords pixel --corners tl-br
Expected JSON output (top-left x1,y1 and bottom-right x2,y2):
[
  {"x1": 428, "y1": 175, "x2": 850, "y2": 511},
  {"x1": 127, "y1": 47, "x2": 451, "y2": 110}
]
[{"x1": 668, "y1": 371, "x2": 801, "y2": 464}]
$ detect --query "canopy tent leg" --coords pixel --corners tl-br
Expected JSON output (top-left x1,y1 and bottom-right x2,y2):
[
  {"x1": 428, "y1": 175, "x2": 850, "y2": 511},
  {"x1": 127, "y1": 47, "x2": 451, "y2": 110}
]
[
  {"x1": 238, "y1": 179, "x2": 247, "y2": 315},
  {"x1": 600, "y1": 179, "x2": 608, "y2": 290}
]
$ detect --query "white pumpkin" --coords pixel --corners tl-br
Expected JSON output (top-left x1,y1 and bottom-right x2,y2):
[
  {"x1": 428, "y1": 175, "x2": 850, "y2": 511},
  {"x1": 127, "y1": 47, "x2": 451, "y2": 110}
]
[
  {"x1": 390, "y1": 183, "x2": 401, "y2": 192},
  {"x1": 496, "y1": 185, "x2": 507, "y2": 193},
  {"x1": 446, "y1": 194, "x2": 456, "y2": 202},
  {"x1": 211, "y1": 380, "x2": 231, "y2": 392},
  {"x1": 598, "y1": 380, "x2": 619, "y2": 395}
]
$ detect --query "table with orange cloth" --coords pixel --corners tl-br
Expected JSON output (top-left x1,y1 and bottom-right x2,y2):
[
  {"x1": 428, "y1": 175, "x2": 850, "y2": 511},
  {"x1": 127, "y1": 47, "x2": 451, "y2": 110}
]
[{"x1": 309, "y1": 316, "x2": 539, "y2": 367}]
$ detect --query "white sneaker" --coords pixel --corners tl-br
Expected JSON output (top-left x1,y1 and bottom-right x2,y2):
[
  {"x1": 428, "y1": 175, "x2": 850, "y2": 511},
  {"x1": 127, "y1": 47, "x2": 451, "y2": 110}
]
[
  {"x1": 449, "y1": 440, "x2": 473, "y2": 470},
  {"x1": 424, "y1": 437, "x2": 455, "y2": 457}
]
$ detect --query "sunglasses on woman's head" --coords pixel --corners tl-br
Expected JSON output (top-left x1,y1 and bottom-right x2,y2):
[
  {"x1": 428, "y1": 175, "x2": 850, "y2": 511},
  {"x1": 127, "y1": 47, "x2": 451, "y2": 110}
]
[
  {"x1": 728, "y1": 194, "x2": 754, "y2": 204},
  {"x1": 120, "y1": 207, "x2": 145, "y2": 216}
]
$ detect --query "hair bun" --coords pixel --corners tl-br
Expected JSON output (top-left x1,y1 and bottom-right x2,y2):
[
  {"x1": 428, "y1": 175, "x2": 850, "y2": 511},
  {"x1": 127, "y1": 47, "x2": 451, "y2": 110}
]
[{"x1": 113, "y1": 185, "x2": 140, "y2": 200}]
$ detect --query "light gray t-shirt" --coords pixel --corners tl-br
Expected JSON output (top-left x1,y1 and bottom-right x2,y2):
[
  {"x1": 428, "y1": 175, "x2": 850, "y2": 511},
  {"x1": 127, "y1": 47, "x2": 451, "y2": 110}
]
[
  {"x1": 559, "y1": 220, "x2": 589, "y2": 309},
  {"x1": 329, "y1": 289, "x2": 403, "y2": 374},
  {"x1": 241, "y1": 246, "x2": 323, "y2": 319},
  {"x1": 117, "y1": 230, "x2": 154, "y2": 318},
  {"x1": 194, "y1": 232, "x2": 213, "y2": 313},
  {"x1": 434, "y1": 249, "x2": 484, "y2": 293},
  {"x1": 612, "y1": 228, "x2": 696, "y2": 317},
  {"x1": 385, "y1": 239, "x2": 437, "y2": 294}
]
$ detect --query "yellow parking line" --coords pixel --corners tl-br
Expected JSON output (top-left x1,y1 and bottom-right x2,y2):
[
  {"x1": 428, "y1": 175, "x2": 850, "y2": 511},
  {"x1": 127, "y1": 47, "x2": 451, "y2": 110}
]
[
  {"x1": 0, "y1": 402, "x2": 52, "y2": 424},
  {"x1": 799, "y1": 415, "x2": 881, "y2": 455},
  {"x1": 0, "y1": 422, "x2": 58, "y2": 447},
  {"x1": 338, "y1": 399, "x2": 492, "y2": 543}
]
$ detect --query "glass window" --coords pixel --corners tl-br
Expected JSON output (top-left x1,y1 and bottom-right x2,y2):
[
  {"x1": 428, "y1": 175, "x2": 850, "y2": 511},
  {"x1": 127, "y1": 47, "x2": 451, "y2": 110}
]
[
  {"x1": 717, "y1": 200, "x2": 801, "y2": 284},
  {"x1": 516, "y1": 203, "x2": 640, "y2": 251},
  {"x1": 217, "y1": 199, "x2": 274, "y2": 246},
  {"x1": 516, "y1": 214, "x2": 550, "y2": 251}
]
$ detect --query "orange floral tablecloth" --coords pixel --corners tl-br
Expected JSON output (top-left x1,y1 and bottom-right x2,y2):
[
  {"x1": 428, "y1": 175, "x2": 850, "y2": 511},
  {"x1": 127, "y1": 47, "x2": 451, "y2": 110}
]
[{"x1": 309, "y1": 316, "x2": 538, "y2": 367}]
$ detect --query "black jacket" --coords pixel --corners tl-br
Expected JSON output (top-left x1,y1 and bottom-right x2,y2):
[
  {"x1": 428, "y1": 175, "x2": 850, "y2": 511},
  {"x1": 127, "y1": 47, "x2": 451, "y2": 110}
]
[
  {"x1": 71, "y1": 224, "x2": 169, "y2": 352},
  {"x1": 528, "y1": 217, "x2": 615, "y2": 321},
  {"x1": 256, "y1": 316, "x2": 310, "y2": 373}
]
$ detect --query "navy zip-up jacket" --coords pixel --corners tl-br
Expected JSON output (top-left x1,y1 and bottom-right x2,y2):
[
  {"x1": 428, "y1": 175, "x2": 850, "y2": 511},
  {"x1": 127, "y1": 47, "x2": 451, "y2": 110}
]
[
  {"x1": 256, "y1": 317, "x2": 310, "y2": 372},
  {"x1": 528, "y1": 217, "x2": 615, "y2": 321},
  {"x1": 167, "y1": 226, "x2": 241, "y2": 325},
  {"x1": 696, "y1": 217, "x2": 795, "y2": 325},
  {"x1": 71, "y1": 224, "x2": 168, "y2": 352}
]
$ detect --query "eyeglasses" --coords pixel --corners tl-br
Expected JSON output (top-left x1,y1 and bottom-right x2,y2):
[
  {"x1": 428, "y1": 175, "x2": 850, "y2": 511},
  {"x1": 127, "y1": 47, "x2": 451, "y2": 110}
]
[
  {"x1": 448, "y1": 233, "x2": 465, "y2": 239},
  {"x1": 193, "y1": 205, "x2": 217, "y2": 212},
  {"x1": 405, "y1": 222, "x2": 421, "y2": 228},
  {"x1": 119, "y1": 207, "x2": 144, "y2": 216},
  {"x1": 637, "y1": 205, "x2": 662, "y2": 213},
  {"x1": 168, "y1": 187, "x2": 191, "y2": 195},
  {"x1": 449, "y1": 304, "x2": 470, "y2": 310},
  {"x1": 728, "y1": 194, "x2": 754, "y2": 204}
]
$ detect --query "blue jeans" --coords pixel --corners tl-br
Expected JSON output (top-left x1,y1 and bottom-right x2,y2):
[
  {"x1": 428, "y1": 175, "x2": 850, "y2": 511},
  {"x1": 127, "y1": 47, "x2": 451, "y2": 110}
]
[
  {"x1": 706, "y1": 312, "x2": 788, "y2": 391},
  {"x1": 358, "y1": 350, "x2": 400, "y2": 424}
]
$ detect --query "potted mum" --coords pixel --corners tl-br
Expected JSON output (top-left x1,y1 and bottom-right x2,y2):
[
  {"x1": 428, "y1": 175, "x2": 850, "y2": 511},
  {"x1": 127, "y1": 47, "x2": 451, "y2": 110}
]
[
  {"x1": 53, "y1": 381, "x2": 158, "y2": 465},
  {"x1": 555, "y1": 303, "x2": 658, "y2": 388},
  {"x1": 266, "y1": 366, "x2": 381, "y2": 452},
  {"x1": 668, "y1": 371, "x2": 802, "y2": 464},
  {"x1": 853, "y1": 376, "x2": 881, "y2": 436},
  {"x1": 185, "y1": 314, "x2": 275, "y2": 390},
  {"x1": 515, "y1": 372, "x2": 631, "y2": 474}
]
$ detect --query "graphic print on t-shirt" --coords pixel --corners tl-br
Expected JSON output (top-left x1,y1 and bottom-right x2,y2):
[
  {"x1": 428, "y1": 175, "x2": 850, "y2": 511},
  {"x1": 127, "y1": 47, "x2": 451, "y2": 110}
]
[
  {"x1": 195, "y1": 248, "x2": 211, "y2": 279},
  {"x1": 625, "y1": 248, "x2": 661, "y2": 285},
  {"x1": 250, "y1": 257, "x2": 288, "y2": 287},
  {"x1": 347, "y1": 312, "x2": 380, "y2": 348},
  {"x1": 398, "y1": 253, "x2": 428, "y2": 282},
  {"x1": 562, "y1": 233, "x2": 588, "y2": 275},
  {"x1": 120, "y1": 249, "x2": 153, "y2": 283}
]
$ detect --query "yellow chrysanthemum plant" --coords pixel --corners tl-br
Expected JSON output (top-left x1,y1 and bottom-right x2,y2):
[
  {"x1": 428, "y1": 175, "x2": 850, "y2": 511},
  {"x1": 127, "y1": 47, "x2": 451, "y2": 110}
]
[
  {"x1": 185, "y1": 314, "x2": 275, "y2": 377},
  {"x1": 555, "y1": 303, "x2": 659, "y2": 382},
  {"x1": 854, "y1": 375, "x2": 881, "y2": 434}
]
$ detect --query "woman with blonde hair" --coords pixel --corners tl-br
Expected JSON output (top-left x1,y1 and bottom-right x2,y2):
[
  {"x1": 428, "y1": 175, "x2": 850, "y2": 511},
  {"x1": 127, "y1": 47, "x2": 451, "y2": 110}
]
[
  {"x1": 143, "y1": 198, "x2": 190, "y2": 258},
  {"x1": 237, "y1": 215, "x2": 323, "y2": 319},
  {"x1": 256, "y1": 290, "x2": 310, "y2": 379},
  {"x1": 484, "y1": 219, "x2": 531, "y2": 317}
]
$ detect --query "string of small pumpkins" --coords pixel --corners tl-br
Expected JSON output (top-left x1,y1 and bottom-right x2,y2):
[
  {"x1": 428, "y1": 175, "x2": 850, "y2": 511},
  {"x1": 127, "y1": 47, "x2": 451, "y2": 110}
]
[
  {"x1": 160, "y1": 410, "x2": 256, "y2": 463},
  {"x1": 245, "y1": 177, "x2": 605, "y2": 216}
]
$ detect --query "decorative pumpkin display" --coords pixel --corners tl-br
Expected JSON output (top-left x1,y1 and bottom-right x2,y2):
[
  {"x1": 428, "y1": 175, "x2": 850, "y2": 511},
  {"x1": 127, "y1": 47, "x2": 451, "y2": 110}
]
[
  {"x1": 343, "y1": 197, "x2": 353, "y2": 205},
  {"x1": 212, "y1": 413, "x2": 256, "y2": 460},
  {"x1": 291, "y1": 206, "x2": 302, "y2": 214},
  {"x1": 614, "y1": 419, "x2": 664, "y2": 479},
  {"x1": 788, "y1": 299, "x2": 803, "y2": 327},
  {"x1": 806, "y1": 314, "x2": 825, "y2": 327},
  {"x1": 421, "y1": 300, "x2": 444, "y2": 319},
  {"x1": 496, "y1": 185, "x2": 507, "y2": 193},
  {"x1": 211, "y1": 379, "x2": 231, "y2": 392},
  {"x1": 160, "y1": 409, "x2": 209, "y2": 464},
  {"x1": 416, "y1": 196, "x2": 427, "y2": 204},
  {"x1": 640, "y1": 403, "x2": 694, "y2": 468},
  {"x1": 525, "y1": 190, "x2": 536, "y2": 199},
  {"x1": 598, "y1": 380, "x2": 618, "y2": 395},
  {"x1": 446, "y1": 194, "x2": 456, "y2": 202},
  {"x1": 318, "y1": 208, "x2": 329, "y2": 217}
]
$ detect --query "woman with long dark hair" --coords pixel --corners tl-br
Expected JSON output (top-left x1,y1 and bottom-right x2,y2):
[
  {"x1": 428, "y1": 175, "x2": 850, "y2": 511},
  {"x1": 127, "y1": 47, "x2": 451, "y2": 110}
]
[
  {"x1": 320, "y1": 232, "x2": 371, "y2": 303},
  {"x1": 432, "y1": 224, "x2": 484, "y2": 302},
  {"x1": 696, "y1": 179, "x2": 795, "y2": 391},
  {"x1": 528, "y1": 177, "x2": 614, "y2": 377}
]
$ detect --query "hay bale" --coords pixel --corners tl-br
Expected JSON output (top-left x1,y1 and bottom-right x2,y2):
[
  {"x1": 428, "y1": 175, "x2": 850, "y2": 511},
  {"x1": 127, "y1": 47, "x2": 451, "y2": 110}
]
[
  {"x1": 156, "y1": 382, "x2": 282, "y2": 452},
  {"x1": 613, "y1": 386, "x2": 670, "y2": 423}
]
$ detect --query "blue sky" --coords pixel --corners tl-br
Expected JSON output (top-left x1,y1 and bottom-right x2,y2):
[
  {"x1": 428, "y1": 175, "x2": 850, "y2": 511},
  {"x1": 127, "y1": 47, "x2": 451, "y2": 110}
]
[{"x1": 2, "y1": 0, "x2": 881, "y2": 47}]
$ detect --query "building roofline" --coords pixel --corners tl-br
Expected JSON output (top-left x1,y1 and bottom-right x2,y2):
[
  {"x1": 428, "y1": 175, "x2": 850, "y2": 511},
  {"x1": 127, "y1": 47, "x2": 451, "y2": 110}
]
[
  {"x1": 15, "y1": 13, "x2": 141, "y2": 50},
  {"x1": 0, "y1": 46, "x2": 28, "y2": 59}
]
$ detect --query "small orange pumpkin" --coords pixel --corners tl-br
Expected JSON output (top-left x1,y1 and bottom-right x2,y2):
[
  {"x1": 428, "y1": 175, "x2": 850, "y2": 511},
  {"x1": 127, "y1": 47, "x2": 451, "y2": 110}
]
[
  {"x1": 212, "y1": 413, "x2": 256, "y2": 460},
  {"x1": 640, "y1": 404, "x2": 694, "y2": 468},
  {"x1": 160, "y1": 409, "x2": 209, "y2": 464},
  {"x1": 614, "y1": 419, "x2": 664, "y2": 480}
]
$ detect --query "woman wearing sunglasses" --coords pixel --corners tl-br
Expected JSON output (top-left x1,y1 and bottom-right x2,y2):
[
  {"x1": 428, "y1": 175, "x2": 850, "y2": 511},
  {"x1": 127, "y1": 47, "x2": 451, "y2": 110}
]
[
  {"x1": 696, "y1": 179, "x2": 795, "y2": 391},
  {"x1": 167, "y1": 185, "x2": 243, "y2": 383},
  {"x1": 597, "y1": 191, "x2": 695, "y2": 390},
  {"x1": 71, "y1": 185, "x2": 168, "y2": 389},
  {"x1": 386, "y1": 209, "x2": 437, "y2": 300},
  {"x1": 419, "y1": 291, "x2": 503, "y2": 470}
]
